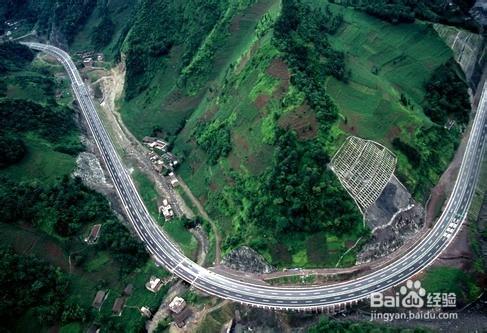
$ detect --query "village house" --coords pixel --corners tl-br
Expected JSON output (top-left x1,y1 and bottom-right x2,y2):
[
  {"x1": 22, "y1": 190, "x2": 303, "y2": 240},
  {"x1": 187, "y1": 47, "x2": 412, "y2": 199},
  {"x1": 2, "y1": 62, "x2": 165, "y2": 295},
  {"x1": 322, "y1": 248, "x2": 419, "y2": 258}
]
[
  {"x1": 140, "y1": 306, "x2": 152, "y2": 318},
  {"x1": 143, "y1": 136, "x2": 168, "y2": 151},
  {"x1": 159, "y1": 199, "x2": 174, "y2": 220},
  {"x1": 161, "y1": 152, "x2": 178, "y2": 168},
  {"x1": 123, "y1": 284, "x2": 134, "y2": 296},
  {"x1": 83, "y1": 57, "x2": 93, "y2": 68},
  {"x1": 85, "y1": 224, "x2": 102, "y2": 244},
  {"x1": 168, "y1": 172, "x2": 179, "y2": 187},
  {"x1": 168, "y1": 296, "x2": 186, "y2": 313},
  {"x1": 92, "y1": 290, "x2": 108, "y2": 310},
  {"x1": 168, "y1": 296, "x2": 192, "y2": 328},
  {"x1": 145, "y1": 276, "x2": 163, "y2": 293},
  {"x1": 86, "y1": 325, "x2": 100, "y2": 333},
  {"x1": 112, "y1": 297, "x2": 125, "y2": 316}
]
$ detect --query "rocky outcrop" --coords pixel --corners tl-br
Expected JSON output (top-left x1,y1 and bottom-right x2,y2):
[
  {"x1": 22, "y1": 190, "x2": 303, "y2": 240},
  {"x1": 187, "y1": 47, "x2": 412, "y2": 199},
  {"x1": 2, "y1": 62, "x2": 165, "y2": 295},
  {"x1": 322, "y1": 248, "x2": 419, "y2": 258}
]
[
  {"x1": 359, "y1": 176, "x2": 425, "y2": 264},
  {"x1": 434, "y1": 24, "x2": 486, "y2": 91},
  {"x1": 358, "y1": 204, "x2": 424, "y2": 264},
  {"x1": 222, "y1": 246, "x2": 276, "y2": 274},
  {"x1": 73, "y1": 151, "x2": 110, "y2": 188},
  {"x1": 471, "y1": 0, "x2": 487, "y2": 27},
  {"x1": 365, "y1": 176, "x2": 415, "y2": 230}
]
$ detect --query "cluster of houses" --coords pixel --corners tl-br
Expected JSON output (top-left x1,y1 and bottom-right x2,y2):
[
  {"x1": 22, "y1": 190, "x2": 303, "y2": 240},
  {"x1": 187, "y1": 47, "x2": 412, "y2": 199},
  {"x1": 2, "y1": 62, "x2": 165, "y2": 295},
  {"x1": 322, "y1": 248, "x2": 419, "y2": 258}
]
[
  {"x1": 142, "y1": 136, "x2": 180, "y2": 221},
  {"x1": 75, "y1": 50, "x2": 104, "y2": 68},
  {"x1": 91, "y1": 273, "x2": 172, "y2": 318},
  {"x1": 143, "y1": 137, "x2": 179, "y2": 175},
  {"x1": 91, "y1": 283, "x2": 133, "y2": 317},
  {"x1": 2, "y1": 20, "x2": 20, "y2": 40},
  {"x1": 89, "y1": 273, "x2": 193, "y2": 329}
]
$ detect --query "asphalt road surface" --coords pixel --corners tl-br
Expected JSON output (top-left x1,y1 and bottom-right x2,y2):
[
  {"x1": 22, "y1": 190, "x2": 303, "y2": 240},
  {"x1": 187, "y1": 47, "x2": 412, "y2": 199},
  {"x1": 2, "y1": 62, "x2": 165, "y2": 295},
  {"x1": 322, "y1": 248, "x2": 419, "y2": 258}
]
[{"x1": 24, "y1": 42, "x2": 487, "y2": 311}]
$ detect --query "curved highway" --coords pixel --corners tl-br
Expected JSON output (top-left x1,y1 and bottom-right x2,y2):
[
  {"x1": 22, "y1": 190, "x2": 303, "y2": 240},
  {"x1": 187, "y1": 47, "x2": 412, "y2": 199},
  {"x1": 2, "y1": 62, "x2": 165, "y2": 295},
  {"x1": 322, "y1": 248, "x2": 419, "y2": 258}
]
[{"x1": 24, "y1": 42, "x2": 487, "y2": 310}]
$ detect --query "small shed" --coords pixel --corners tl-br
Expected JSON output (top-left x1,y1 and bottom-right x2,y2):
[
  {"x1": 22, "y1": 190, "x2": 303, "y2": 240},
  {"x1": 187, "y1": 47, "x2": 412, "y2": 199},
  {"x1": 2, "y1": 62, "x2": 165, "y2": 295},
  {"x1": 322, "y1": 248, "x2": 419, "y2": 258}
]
[
  {"x1": 112, "y1": 297, "x2": 125, "y2": 316},
  {"x1": 123, "y1": 284, "x2": 134, "y2": 296},
  {"x1": 92, "y1": 290, "x2": 107, "y2": 310},
  {"x1": 85, "y1": 224, "x2": 102, "y2": 244}
]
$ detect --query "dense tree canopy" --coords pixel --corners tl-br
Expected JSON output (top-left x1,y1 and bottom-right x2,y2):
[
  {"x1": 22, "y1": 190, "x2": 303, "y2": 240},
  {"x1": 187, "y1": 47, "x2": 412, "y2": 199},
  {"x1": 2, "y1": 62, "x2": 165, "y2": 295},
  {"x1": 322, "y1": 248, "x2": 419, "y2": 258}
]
[
  {"x1": 0, "y1": 176, "x2": 110, "y2": 234},
  {"x1": 0, "y1": 42, "x2": 34, "y2": 74},
  {"x1": 340, "y1": 0, "x2": 477, "y2": 29},
  {"x1": 394, "y1": 125, "x2": 460, "y2": 200},
  {"x1": 423, "y1": 60, "x2": 470, "y2": 126},
  {"x1": 0, "y1": 98, "x2": 83, "y2": 158},
  {"x1": 195, "y1": 118, "x2": 232, "y2": 164},
  {"x1": 0, "y1": 133, "x2": 26, "y2": 168},
  {"x1": 211, "y1": 0, "x2": 363, "y2": 255},
  {"x1": 97, "y1": 220, "x2": 149, "y2": 273},
  {"x1": 91, "y1": 12, "x2": 115, "y2": 50},
  {"x1": 124, "y1": 0, "x2": 228, "y2": 99},
  {"x1": 0, "y1": 247, "x2": 68, "y2": 327},
  {"x1": 0, "y1": 0, "x2": 96, "y2": 44},
  {"x1": 251, "y1": 130, "x2": 362, "y2": 235}
]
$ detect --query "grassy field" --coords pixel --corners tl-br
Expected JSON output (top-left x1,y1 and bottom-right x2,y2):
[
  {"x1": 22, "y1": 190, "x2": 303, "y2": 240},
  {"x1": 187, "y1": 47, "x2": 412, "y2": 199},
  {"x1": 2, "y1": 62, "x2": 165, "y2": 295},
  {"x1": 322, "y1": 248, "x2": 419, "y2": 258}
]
[
  {"x1": 259, "y1": 226, "x2": 364, "y2": 268},
  {"x1": 195, "y1": 302, "x2": 235, "y2": 333},
  {"x1": 0, "y1": 134, "x2": 77, "y2": 185},
  {"x1": 422, "y1": 266, "x2": 481, "y2": 304},
  {"x1": 320, "y1": 1, "x2": 452, "y2": 150}
]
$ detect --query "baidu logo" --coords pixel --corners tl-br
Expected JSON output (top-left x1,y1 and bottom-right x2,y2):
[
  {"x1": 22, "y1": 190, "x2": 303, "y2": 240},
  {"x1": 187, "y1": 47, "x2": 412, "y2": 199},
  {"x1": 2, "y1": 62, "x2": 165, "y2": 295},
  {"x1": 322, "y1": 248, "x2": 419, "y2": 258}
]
[
  {"x1": 399, "y1": 280, "x2": 426, "y2": 308},
  {"x1": 370, "y1": 279, "x2": 455, "y2": 309}
]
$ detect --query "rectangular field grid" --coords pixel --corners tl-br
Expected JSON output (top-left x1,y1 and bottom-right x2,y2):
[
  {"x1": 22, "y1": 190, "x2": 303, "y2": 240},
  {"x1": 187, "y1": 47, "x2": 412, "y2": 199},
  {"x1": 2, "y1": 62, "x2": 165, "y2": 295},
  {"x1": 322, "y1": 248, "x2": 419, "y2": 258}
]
[{"x1": 331, "y1": 136, "x2": 396, "y2": 213}]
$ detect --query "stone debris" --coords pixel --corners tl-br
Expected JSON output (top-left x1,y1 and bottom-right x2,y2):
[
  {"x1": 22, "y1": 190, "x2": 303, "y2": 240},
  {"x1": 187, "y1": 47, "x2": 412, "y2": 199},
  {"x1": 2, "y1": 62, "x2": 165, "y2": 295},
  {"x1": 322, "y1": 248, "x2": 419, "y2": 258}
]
[{"x1": 222, "y1": 246, "x2": 276, "y2": 274}]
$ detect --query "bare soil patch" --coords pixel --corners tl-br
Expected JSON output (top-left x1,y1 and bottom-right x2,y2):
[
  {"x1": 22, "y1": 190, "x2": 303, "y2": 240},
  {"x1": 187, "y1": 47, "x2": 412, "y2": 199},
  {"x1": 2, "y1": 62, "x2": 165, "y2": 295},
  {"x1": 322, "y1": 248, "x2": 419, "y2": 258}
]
[
  {"x1": 255, "y1": 94, "x2": 270, "y2": 109},
  {"x1": 278, "y1": 105, "x2": 318, "y2": 140},
  {"x1": 233, "y1": 132, "x2": 250, "y2": 151},
  {"x1": 434, "y1": 222, "x2": 472, "y2": 270},
  {"x1": 339, "y1": 113, "x2": 361, "y2": 136},
  {"x1": 266, "y1": 58, "x2": 290, "y2": 80},
  {"x1": 386, "y1": 125, "x2": 401, "y2": 141},
  {"x1": 202, "y1": 105, "x2": 219, "y2": 121}
]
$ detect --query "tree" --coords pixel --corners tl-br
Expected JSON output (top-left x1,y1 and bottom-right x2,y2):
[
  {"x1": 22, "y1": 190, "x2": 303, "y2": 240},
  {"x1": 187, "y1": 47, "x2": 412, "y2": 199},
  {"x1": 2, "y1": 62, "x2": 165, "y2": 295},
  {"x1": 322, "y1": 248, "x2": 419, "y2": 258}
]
[
  {"x1": 0, "y1": 247, "x2": 69, "y2": 326},
  {"x1": 97, "y1": 221, "x2": 149, "y2": 273},
  {"x1": 0, "y1": 133, "x2": 26, "y2": 168},
  {"x1": 423, "y1": 60, "x2": 470, "y2": 126},
  {"x1": 92, "y1": 12, "x2": 115, "y2": 49}
]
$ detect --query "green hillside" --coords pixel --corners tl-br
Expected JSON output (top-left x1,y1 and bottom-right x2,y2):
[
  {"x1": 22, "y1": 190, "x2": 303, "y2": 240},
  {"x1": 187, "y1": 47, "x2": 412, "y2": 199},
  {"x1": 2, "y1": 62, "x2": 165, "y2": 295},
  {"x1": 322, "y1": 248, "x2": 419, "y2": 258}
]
[
  {"x1": 70, "y1": 0, "x2": 139, "y2": 61},
  {"x1": 111, "y1": 0, "x2": 469, "y2": 268}
]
